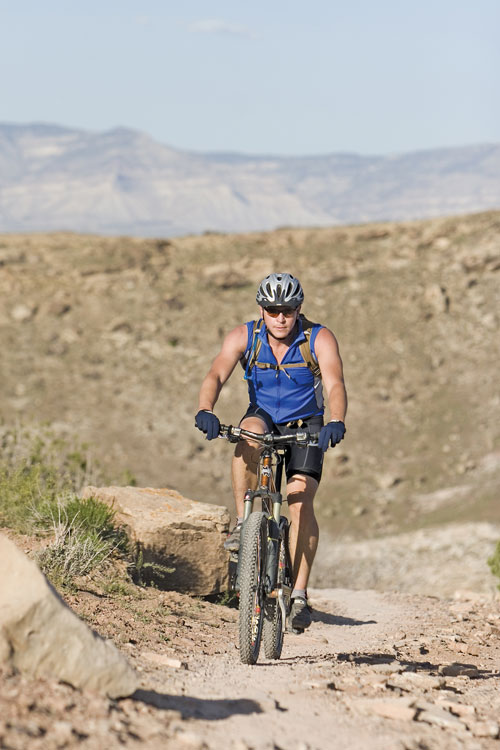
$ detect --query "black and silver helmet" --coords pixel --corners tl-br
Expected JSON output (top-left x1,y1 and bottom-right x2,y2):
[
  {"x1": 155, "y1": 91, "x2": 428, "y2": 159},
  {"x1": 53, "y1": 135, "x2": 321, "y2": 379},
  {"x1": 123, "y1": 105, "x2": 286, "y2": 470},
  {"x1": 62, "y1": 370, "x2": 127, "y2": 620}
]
[{"x1": 256, "y1": 273, "x2": 304, "y2": 309}]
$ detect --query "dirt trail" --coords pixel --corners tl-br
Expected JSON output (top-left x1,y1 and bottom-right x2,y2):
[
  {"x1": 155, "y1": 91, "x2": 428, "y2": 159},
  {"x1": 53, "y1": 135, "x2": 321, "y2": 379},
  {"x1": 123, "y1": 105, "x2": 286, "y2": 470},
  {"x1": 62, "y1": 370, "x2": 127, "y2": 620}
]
[
  {"x1": 2, "y1": 586, "x2": 500, "y2": 750},
  {"x1": 145, "y1": 588, "x2": 500, "y2": 750}
]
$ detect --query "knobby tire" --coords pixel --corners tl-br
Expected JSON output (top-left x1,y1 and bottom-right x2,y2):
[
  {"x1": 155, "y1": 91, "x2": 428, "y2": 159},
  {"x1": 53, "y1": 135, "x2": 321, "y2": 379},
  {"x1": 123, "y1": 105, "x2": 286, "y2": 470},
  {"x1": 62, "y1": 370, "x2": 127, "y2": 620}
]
[
  {"x1": 238, "y1": 512, "x2": 267, "y2": 665},
  {"x1": 262, "y1": 599, "x2": 284, "y2": 660}
]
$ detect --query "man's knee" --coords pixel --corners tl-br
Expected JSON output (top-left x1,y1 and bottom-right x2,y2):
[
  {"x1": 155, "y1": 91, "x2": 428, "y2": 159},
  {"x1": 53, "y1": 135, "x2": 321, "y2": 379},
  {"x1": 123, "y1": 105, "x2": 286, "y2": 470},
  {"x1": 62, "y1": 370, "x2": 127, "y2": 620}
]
[
  {"x1": 287, "y1": 474, "x2": 318, "y2": 501},
  {"x1": 234, "y1": 417, "x2": 266, "y2": 463},
  {"x1": 287, "y1": 475, "x2": 317, "y2": 516}
]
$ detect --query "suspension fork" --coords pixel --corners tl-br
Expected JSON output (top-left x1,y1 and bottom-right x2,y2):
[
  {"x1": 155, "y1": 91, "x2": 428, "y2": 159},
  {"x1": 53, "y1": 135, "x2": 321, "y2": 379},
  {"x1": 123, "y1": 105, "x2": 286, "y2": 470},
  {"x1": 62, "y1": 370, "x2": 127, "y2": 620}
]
[
  {"x1": 272, "y1": 450, "x2": 284, "y2": 523},
  {"x1": 242, "y1": 447, "x2": 271, "y2": 520}
]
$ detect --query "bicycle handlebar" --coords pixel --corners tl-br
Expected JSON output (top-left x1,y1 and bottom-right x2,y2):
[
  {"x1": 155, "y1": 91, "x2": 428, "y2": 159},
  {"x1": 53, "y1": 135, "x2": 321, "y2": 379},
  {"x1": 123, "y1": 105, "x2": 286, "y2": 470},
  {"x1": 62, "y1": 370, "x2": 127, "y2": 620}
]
[{"x1": 218, "y1": 424, "x2": 319, "y2": 447}]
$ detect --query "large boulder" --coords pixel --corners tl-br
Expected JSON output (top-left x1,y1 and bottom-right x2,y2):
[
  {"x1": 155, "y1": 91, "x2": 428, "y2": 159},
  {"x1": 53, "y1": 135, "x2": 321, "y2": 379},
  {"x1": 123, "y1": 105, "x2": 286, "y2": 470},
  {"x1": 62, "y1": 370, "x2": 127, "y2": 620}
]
[
  {"x1": 81, "y1": 486, "x2": 230, "y2": 595},
  {"x1": 0, "y1": 533, "x2": 137, "y2": 698}
]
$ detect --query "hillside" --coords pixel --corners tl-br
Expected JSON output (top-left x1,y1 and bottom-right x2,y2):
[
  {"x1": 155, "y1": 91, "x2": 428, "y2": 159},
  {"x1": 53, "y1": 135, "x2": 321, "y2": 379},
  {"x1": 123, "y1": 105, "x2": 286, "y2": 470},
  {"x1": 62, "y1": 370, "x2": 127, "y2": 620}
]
[
  {"x1": 0, "y1": 123, "x2": 499, "y2": 235},
  {"x1": 1, "y1": 210, "x2": 499, "y2": 591}
]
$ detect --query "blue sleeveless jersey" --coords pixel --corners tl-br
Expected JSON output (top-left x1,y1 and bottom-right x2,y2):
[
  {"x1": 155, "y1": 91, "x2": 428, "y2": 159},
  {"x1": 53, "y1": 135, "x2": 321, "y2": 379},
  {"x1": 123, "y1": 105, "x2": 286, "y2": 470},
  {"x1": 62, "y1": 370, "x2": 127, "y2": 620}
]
[{"x1": 243, "y1": 318, "x2": 324, "y2": 423}]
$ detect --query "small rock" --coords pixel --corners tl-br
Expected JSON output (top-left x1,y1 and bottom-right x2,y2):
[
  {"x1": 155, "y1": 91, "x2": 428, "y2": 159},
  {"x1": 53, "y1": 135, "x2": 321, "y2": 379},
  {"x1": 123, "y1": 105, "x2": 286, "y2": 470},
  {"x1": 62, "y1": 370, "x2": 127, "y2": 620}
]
[
  {"x1": 374, "y1": 702, "x2": 417, "y2": 722},
  {"x1": 424, "y1": 284, "x2": 450, "y2": 314},
  {"x1": 304, "y1": 679, "x2": 336, "y2": 690},
  {"x1": 417, "y1": 707, "x2": 465, "y2": 731},
  {"x1": 359, "y1": 673, "x2": 389, "y2": 687},
  {"x1": 439, "y1": 663, "x2": 479, "y2": 678},
  {"x1": 466, "y1": 645, "x2": 480, "y2": 657},
  {"x1": 448, "y1": 641, "x2": 468, "y2": 654},
  {"x1": 354, "y1": 697, "x2": 417, "y2": 721},
  {"x1": 370, "y1": 661, "x2": 404, "y2": 674},
  {"x1": 375, "y1": 473, "x2": 402, "y2": 490},
  {"x1": 465, "y1": 720, "x2": 500, "y2": 739},
  {"x1": 353, "y1": 505, "x2": 367, "y2": 517},
  {"x1": 436, "y1": 698, "x2": 475, "y2": 718},
  {"x1": 10, "y1": 303, "x2": 37, "y2": 322}
]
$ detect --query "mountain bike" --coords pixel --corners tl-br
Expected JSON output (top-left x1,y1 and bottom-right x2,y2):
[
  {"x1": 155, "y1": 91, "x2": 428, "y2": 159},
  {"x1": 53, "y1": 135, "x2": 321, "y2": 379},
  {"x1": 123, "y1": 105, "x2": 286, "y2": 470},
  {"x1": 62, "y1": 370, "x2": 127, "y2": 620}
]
[{"x1": 219, "y1": 424, "x2": 319, "y2": 665}]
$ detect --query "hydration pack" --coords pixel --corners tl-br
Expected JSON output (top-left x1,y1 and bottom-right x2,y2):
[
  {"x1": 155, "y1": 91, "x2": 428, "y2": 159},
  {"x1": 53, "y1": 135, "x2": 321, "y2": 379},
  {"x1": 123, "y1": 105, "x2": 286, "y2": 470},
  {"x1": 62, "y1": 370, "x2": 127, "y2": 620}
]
[{"x1": 242, "y1": 314, "x2": 322, "y2": 380}]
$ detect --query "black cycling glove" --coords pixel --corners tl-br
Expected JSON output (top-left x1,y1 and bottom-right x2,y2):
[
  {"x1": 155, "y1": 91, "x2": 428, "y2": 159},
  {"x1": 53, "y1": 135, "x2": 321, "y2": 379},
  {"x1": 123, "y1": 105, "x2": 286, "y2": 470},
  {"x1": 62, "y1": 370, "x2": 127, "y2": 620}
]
[
  {"x1": 318, "y1": 421, "x2": 345, "y2": 452},
  {"x1": 195, "y1": 410, "x2": 221, "y2": 440}
]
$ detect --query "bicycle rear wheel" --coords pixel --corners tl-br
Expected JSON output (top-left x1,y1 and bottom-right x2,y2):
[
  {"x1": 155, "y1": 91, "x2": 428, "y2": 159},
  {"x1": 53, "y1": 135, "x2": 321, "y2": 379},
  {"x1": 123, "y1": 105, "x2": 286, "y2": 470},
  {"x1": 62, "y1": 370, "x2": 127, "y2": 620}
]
[{"x1": 238, "y1": 512, "x2": 267, "y2": 665}]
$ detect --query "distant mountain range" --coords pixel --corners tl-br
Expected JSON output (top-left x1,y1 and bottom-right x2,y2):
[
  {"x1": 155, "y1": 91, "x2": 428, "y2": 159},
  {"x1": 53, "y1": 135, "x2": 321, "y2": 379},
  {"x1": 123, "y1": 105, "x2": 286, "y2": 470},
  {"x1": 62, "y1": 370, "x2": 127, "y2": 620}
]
[{"x1": 0, "y1": 122, "x2": 499, "y2": 236}]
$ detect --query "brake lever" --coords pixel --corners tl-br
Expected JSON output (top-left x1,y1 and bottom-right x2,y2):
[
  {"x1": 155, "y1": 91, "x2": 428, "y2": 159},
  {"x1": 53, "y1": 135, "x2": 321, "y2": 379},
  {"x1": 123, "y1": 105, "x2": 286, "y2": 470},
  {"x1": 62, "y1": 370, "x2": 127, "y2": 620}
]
[{"x1": 218, "y1": 425, "x2": 242, "y2": 443}]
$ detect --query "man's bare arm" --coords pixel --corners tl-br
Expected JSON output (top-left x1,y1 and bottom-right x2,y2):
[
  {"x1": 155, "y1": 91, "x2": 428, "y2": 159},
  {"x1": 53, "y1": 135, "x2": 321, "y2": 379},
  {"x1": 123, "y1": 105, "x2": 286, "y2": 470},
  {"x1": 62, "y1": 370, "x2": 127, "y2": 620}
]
[
  {"x1": 197, "y1": 325, "x2": 248, "y2": 412},
  {"x1": 314, "y1": 327, "x2": 348, "y2": 422}
]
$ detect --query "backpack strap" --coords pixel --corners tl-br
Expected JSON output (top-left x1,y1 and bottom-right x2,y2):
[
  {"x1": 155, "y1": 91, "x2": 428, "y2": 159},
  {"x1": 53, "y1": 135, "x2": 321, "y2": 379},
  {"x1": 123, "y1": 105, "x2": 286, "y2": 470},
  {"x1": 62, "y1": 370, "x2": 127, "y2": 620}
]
[
  {"x1": 298, "y1": 315, "x2": 322, "y2": 378},
  {"x1": 241, "y1": 319, "x2": 264, "y2": 380}
]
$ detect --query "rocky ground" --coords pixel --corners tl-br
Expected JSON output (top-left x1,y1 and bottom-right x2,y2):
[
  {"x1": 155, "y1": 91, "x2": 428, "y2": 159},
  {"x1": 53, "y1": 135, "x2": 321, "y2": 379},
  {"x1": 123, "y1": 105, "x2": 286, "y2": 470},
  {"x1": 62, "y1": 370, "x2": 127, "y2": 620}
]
[{"x1": 1, "y1": 582, "x2": 500, "y2": 750}]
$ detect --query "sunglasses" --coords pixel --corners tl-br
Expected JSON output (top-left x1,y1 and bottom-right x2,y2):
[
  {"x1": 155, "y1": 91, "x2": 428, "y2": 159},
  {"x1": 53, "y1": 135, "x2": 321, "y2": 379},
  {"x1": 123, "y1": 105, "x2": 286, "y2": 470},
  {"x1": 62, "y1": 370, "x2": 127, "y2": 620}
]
[{"x1": 264, "y1": 307, "x2": 297, "y2": 318}]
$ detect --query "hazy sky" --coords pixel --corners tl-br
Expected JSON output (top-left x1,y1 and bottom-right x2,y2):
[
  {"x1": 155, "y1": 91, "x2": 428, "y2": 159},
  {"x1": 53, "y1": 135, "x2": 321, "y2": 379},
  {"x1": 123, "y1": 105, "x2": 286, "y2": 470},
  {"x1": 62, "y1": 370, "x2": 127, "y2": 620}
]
[{"x1": 1, "y1": 0, "x2": 498, "y2": 155}]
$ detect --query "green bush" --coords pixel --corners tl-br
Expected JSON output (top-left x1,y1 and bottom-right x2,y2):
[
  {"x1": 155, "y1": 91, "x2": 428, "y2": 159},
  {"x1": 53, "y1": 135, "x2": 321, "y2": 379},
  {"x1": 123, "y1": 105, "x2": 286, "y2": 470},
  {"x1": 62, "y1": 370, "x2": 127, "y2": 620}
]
[
  {"x1": 0, "y1": 463, "x2": 57, "y2": 532},
  {"x1": 36, "y1": 496, "x2": 128, "y2": 589},
  {"x1": 0, "y1": 423, "x2": 129, "y2": 590},
  {"x1": 488, "y1": 542, "x2": 500, "y2": 589}
]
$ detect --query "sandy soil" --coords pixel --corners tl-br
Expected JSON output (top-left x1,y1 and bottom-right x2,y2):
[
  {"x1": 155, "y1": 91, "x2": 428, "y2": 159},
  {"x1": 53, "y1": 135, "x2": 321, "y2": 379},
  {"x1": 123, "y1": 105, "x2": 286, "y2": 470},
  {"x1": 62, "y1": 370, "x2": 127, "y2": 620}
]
[{"x1": 2, "y1": 585, "x2": 500, "y2": 750}]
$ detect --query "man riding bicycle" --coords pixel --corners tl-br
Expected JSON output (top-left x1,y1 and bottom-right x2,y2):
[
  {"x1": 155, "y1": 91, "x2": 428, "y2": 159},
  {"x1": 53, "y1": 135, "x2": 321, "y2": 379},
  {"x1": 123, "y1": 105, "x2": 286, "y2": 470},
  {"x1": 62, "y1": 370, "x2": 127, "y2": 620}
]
[{"x1": 195, "y1": 273, "x2": 347, "y2": 632}]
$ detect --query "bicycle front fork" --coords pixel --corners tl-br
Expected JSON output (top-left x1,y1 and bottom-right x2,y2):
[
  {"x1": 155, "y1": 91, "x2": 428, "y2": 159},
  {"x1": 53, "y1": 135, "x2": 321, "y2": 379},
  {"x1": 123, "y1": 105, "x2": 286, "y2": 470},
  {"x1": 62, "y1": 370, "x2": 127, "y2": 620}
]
[{"x1": 242, "y1": 490, "x2": 283, "y2": 523}]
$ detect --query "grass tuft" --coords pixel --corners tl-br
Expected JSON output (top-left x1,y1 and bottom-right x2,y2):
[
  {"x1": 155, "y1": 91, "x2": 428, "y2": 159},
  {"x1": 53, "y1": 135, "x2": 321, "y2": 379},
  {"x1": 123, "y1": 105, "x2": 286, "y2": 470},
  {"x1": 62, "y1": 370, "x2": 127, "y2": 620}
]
[{"x1": 0, "y1": 423, "x2": 130, "y2": 591}]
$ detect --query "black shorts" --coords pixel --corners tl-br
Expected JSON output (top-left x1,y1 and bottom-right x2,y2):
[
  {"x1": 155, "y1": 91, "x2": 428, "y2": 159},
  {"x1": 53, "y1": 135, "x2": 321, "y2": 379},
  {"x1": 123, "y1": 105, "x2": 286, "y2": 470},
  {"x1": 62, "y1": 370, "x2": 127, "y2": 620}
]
[{"x1": 240, "y1": 405, "x2": 324, "y2": 485}]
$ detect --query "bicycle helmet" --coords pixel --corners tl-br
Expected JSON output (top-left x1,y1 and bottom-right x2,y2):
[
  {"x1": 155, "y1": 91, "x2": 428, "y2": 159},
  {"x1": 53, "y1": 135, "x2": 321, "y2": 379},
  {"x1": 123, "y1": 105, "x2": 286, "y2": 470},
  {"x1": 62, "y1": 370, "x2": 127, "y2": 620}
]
[{"x1": 256, "y1": 273, "x2": 304, "y2": 309}]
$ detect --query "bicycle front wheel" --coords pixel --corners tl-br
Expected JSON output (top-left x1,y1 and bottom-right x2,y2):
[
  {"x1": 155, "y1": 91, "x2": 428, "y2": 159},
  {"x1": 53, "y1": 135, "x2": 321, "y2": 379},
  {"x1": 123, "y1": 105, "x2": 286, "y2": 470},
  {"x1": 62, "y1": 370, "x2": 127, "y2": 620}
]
[{"x1": 238, "y1": 512, "x2": 267, "y2": 665}]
